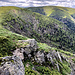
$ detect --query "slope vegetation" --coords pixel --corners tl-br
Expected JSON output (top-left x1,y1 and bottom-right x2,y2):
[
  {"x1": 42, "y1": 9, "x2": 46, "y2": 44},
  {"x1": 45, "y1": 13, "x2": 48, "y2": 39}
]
[
  {"x1": 28, "y1": 6, "x2": 75, "y2": 32},
  {"x1": 0, "y1": 6, "x2": 75, "y2": 52}
]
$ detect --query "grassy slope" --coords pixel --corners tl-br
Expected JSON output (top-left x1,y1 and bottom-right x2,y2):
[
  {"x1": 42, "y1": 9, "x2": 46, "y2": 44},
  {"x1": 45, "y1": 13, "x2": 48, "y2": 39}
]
[
  {"x1": 28, "y1": 6, "x2": 75, "y2": 16},
  {"x1": 29, "y1": 6, "x2": 75, "y2": 20},
  {"x1": 0, "y1": 24, "x2": 28, "y2": 57},
  {"x1": 0, "y1": 6, "x2": 19, "y2": 22},
  {"x1": 43, "y1": 6, "x2": 75, "y2": 16},
  {"x1": 0, "y1": 6, "x2": 28, "y2": 57},
  {"x1": 28, "y1": 6, "x2": 75, "y2": 32}
]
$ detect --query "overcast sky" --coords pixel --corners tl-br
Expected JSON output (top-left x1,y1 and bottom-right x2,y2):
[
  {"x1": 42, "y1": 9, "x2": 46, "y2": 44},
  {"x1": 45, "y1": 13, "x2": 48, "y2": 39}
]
[{"x1": 0, "y1": 0, "x2": 75, "y2": 8}]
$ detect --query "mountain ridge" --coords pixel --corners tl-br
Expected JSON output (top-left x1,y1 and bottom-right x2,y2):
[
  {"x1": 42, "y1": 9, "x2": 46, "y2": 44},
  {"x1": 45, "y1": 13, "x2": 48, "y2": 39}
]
[
  {"x1": 28, "y1": 6, "x2": 75, "y2": 32},
  {"x1": 0, "y1": 6, "x2": 74, "y2": 52},
  {"x1": 0, "y1": 6, "x2": 75, "y2": 75}
]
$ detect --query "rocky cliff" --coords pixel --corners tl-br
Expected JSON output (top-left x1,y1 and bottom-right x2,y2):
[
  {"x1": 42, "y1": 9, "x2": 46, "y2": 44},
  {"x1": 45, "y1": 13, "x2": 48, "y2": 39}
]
[
  {"x1": 0, "y1": 39, "x2": 75, "y2": 75},
  {"x1": 0, "y1": 56, "x2": 25, "y2": 75}
]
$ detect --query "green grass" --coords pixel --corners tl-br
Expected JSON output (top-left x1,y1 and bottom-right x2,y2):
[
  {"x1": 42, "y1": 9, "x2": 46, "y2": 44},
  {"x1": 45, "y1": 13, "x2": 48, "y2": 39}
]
[
  {"x1": 0, "y1": 25, "x2": 27, "y2": 40},
  {"x1": 37, "y1": 42, "x2": 51, "y2": 52},
  {"x1": 29, "y1": 6, "x2": 75, "y2": 18},
  {"x1": 43, "y1": 6, "x2": 75, "y2": 16},
  {"x1": 25, "y1": 67, "x2": 38, "y2": 75},
  {"x1": 29, "y1": 6, "x2": 75, "y2": 32},
  {"x1": 25, "y1": 60, "x2": 38, "y2": 75},
  {"x1": 0, "y1": 6, "x2": 74, "y2": 56},
  {"x1": 35, "y1": 66, "x2": 61, "y2": 75},
  {"x1": 0, "y1": 6, "x2": 20, "y2": 22},
  {"x1": 0, "y1": 36, "x2": 15, "y2": 57},
  {"x1": 0, "y1": 6, "x2": 75, "y2": 55},
  {"x1": 58, "y1": 61, "x2": 71, "y2": 75},
  {"x1": 0, "y1": 24, "x2": 28, "y2": 57},
  {"x1": 37, "y1": 42, "x2": 75, "y2": 58},
  {"x1": 72, "y1": 58, "x2": 75, "y2": 63},
  {"x1": 44, "y1": 6, "x2": 54, "y2": 16}
]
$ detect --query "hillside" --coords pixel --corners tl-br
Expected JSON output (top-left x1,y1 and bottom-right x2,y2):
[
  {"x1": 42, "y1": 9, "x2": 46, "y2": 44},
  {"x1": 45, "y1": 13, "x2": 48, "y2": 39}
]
[
  {"x1": 28, "y1": 6, "x2": 75, "y2": 32},
  {"x1": 0, "y1": 6, "x2": 75, "y2": 52},
  {"x1": 0, "y1": 6, "x2": 75, "y2": 75}
]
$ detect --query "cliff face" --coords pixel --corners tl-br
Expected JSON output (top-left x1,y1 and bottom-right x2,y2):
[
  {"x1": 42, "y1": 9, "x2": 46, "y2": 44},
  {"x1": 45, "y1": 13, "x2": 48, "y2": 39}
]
[{"x1": 0, "y1": 56, "x2": 25, "y2": 75}]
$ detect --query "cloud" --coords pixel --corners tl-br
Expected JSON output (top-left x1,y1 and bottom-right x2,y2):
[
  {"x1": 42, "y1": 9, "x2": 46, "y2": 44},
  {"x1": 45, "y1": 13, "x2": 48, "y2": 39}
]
[
  {"x1": 0, "y1": 0, "x2": 9, "y2": 2},
  {"x1": 0, "y1": 0, "x2": 75, "y2": 8}
]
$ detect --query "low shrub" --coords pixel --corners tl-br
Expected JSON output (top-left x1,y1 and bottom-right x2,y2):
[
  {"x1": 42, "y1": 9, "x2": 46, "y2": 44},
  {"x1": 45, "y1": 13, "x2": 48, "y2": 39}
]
[
  {"x1": 25, "y1": 67, "x2": 38, "y2": 75},
  {"x1": 36, "y1": 66, "x2": 61, "y2": 75},
  {"x1": 0, "y1": 36, "x2": 16, "y2": 57}
]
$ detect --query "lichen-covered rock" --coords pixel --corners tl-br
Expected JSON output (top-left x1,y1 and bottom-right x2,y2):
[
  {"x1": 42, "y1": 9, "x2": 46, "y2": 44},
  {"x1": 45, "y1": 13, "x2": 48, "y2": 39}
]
[
  {"x1": 46, "y1": 52, "x2": 54, "y2": 65},
  {"x1": 24, "y1": 39, "x2": 38, "y2": 54},
  {"x1": 0, "y1": 56, "x2": 25, "y2": 75},
  {"x1": 14, "y1": 39, "x2": 38, "y2": 60},
  {"x1": 46, "y1": 50, "x2": 63, "y2": 64},
  {"x1": 19, "y1": 39, "x2": 38, "y2": 50},
  {"x1": 35, "y1": 51, "x2": 45, "y2": 64},
  {"x1": 13, "y1": 48, "x2": 24, "y2": 60}
]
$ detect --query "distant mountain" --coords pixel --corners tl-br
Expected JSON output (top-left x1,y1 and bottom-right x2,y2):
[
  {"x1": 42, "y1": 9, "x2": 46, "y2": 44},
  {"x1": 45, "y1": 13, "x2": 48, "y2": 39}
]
[{"x1": 28, "y1": 6, "x2": 75, "y2": 32}]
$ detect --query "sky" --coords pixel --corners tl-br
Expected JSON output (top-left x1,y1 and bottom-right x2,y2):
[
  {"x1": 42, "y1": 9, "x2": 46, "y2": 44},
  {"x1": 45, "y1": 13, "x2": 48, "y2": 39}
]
[{"x1": 0, "y1": 0, "x2": 75, "y2": 8}]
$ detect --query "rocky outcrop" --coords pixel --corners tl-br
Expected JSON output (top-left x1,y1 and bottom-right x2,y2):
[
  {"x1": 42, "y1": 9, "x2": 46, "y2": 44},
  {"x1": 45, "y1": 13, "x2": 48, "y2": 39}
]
[
  {"x1": 0, "y1": 56, "x2": 25, "y2": 75},
  {"x1": 19, "y1": 39, "x2": 38, "y2": 51},
  {"x1": 13, "y1": 39, "x2": 38, "y2": 60},
  {"x1": 13, "y1": 39, "x2": 70, "y2": 72},
  {"x1": 14, "y1": 39, "x2": 63, "y2": 64},
  {"x1": 35, "y1": 51, "x2": 45, "y2": 64},
  {"x1": 0, "y1": 39, "x2": 38, "y2": 75},
  {"x1": 0, "y1": 39, "x2": 72, "y2": 75},
  {"x1": 35, "y1": 50, "x2": 63, "y2": 64},
  {"x1": 13, "y1": 48, "x2": 24, "y2": 60}
]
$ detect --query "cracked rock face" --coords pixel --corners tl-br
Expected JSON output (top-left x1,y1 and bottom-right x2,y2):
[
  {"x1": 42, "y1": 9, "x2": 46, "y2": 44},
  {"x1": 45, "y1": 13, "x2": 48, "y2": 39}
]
[
  {"x1": 23, "y1": 39, "x2": 38, "y2": 55},
  {"x1": 13, "y1": 39, "x2": 38, "y2": 60},
  {"x1": 35, "y1": 51, "x2": 45, "y2": 64},
  {"x1": 0, "y1": 56, "x2": 25, "y2": 75}
]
